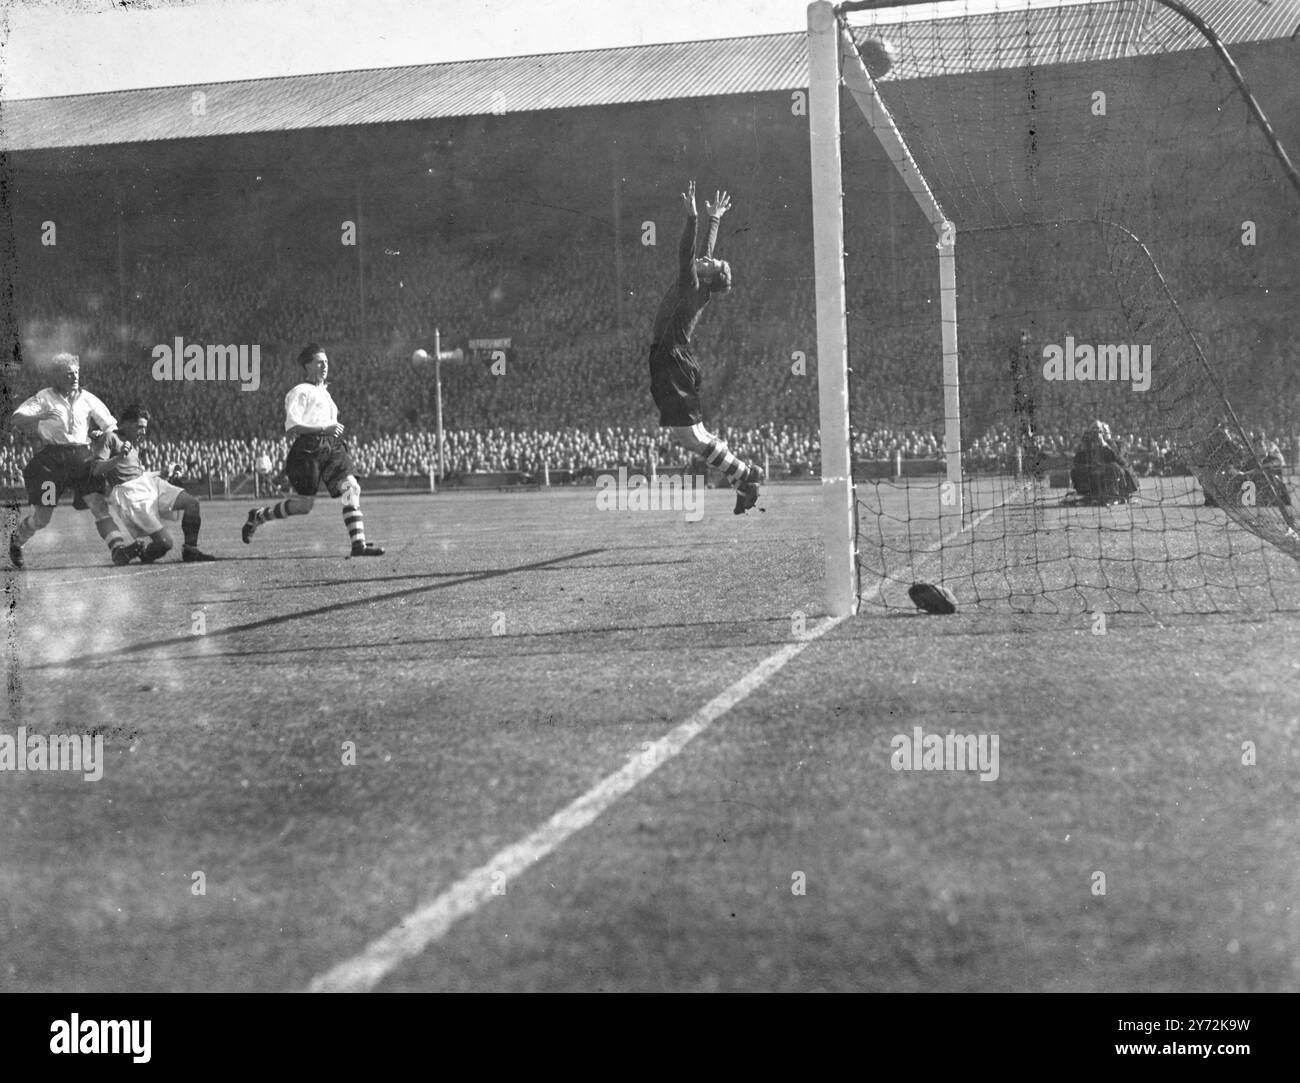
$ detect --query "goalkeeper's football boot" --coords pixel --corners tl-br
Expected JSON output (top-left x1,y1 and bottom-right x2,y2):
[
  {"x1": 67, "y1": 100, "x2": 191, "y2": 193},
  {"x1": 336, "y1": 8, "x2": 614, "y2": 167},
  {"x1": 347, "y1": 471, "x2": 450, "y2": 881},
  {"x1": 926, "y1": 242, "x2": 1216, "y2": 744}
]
[
  {"x1": 111, "y1": 541, "x2": 142, "y2": 566},
  {"x1": 182, "y1": 545, "x2": 218, "y2": 563},
  {"x1": 9, "y1": 533, "x2": 25, "y2": 569},
  {"x1": 733, "y1": 465, "x2": 764, "y2": 515},
  {"x1": 350, "y1": 541, "x2": 385, "y2": 557},
  {"x1": 241, "y1": 510, "x2": 259, "y2": 544},
  {"x1": 733, "y1": 482, "x2": 760, "y2": 515}
]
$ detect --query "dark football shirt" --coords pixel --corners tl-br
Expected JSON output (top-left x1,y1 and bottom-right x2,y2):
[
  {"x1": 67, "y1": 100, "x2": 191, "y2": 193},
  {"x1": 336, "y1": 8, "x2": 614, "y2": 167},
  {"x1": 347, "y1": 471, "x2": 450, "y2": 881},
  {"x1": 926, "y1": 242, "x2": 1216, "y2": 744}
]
[
  {"x1": 92, "y1": 434, "x2": 147, "y2": 487},
  {"x1": 650, "y1": 212, "x2": 721, "y2": 351},
  {"x1": 1073, "y1": 441, "x2": 1122, "y2": 470}
]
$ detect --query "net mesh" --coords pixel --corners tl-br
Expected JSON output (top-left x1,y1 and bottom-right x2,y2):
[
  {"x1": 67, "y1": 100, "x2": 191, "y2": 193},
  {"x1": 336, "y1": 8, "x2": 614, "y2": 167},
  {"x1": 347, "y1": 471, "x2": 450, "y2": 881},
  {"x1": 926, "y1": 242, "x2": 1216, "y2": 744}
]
[{"x1": 837, "y1": 0, "x2": 1300, "y2": 615}]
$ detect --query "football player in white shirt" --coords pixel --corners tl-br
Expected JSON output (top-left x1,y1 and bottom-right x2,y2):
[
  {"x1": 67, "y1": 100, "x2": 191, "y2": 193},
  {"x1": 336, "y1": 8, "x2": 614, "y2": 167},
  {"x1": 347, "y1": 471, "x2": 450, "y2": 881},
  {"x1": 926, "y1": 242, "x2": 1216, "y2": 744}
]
[
  {"x1": 241, "y1": 344, "x2": 384, "y2": 556},
  {"x1": 8, "y1": 352, "x2": 136, "y2": 568}
]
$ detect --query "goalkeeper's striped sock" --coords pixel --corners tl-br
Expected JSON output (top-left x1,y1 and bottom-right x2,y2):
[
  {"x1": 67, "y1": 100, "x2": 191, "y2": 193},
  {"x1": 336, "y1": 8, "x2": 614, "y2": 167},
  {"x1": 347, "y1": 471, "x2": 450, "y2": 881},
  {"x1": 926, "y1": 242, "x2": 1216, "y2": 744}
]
[
  {"x1": 343, "y1": 504, "x2": 366, "y2": 545},
  {"x1": 702, "y1": 438, "x2": 751, "y2": 487}
]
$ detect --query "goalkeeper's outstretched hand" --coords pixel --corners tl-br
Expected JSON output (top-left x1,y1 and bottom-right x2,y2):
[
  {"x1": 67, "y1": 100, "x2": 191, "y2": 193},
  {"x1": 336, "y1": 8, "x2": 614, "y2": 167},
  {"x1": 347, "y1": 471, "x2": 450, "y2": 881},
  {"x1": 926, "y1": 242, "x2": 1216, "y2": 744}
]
[{"x1": 705, "y1": 189, "x2": 731, "y2": 218}]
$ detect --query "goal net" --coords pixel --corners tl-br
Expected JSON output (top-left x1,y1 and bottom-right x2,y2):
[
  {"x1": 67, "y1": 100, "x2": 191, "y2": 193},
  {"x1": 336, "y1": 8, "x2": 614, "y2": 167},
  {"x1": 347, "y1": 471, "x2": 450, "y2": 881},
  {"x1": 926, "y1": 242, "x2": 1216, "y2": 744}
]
[{"x1": 808, "y1": 0, "x2": 1300, "y2": 618}]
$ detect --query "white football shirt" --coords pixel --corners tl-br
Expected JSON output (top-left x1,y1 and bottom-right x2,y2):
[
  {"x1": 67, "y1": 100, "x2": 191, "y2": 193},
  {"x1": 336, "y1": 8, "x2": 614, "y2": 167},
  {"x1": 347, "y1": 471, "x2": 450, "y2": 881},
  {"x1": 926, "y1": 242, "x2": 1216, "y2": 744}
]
[
  {"x1": 284, "y1": 382, "x2": 338, "y2": 433},
  {"x1": 11, "y1": 387, "x2": 115, "y2": 445}
]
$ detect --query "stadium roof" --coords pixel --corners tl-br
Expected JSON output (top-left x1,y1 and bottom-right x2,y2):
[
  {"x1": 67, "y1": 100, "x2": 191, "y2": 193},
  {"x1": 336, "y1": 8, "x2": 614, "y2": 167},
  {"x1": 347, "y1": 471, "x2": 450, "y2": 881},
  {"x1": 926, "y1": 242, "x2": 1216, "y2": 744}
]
[{"x1": 2, "y1": 0, "x2": 1296, "y2": 151}]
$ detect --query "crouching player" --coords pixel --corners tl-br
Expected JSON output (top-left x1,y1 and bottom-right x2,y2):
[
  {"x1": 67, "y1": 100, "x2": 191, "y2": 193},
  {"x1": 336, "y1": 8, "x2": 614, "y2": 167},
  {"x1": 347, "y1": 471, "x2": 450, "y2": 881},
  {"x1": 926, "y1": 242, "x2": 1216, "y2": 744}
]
[
  {"x1": 242, "y1": 344, "x2": 384, "y2": 556},
  {"x1": 92, "y1": 406, "x2": 217, "y2": 563},
  {"x1": 1071, "y1": 420, "x2": 1138, "y2": 506}
]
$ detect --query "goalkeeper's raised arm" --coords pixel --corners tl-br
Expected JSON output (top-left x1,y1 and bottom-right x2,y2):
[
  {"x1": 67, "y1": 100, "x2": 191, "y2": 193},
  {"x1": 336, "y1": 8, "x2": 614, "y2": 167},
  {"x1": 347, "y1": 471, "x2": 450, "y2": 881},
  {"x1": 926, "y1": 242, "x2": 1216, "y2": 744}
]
[
  {"x1": 677, "y1": 180, "x2": 699, "y2": 291},
  {"x1": 675, "y1": 183, "x2": 733, "y2": 294},
  {"x1": 701, "y1": 188, "x2": 730, "y2": 260}
]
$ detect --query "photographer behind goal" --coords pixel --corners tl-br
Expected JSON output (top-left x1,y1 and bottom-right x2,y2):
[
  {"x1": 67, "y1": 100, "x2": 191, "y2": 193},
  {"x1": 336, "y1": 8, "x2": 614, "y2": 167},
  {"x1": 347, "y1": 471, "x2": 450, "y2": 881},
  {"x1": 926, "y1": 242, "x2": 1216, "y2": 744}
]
[{"x1": 1070, "y1": 420, "x2": 1139, "y2": 506}]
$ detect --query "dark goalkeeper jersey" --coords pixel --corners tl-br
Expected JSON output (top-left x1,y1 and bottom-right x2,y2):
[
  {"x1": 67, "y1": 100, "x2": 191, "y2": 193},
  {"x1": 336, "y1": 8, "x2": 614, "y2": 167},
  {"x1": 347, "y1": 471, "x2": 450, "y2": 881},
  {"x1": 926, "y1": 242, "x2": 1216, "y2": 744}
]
[{"x1": 650, "y1": 212, "x2": 721, "y2": 352}]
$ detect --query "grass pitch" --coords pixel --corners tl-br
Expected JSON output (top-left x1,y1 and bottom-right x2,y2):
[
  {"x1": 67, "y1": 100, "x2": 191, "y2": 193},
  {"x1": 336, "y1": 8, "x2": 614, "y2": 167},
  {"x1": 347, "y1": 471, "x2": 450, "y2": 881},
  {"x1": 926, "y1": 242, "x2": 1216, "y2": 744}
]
[{"x1": 2, "y1": 486, "x2": 1298, "y2": 992}]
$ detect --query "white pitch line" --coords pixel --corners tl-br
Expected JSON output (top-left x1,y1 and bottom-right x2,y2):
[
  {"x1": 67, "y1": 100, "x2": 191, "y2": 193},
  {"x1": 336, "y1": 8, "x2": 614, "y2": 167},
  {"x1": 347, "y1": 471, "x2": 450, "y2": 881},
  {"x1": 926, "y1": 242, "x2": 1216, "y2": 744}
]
[
  {"x1": 17, "y1": 565, "x2": 185, "y2": 589},
  {"x1": 16, "y1": 546, "x2": 325, "y2": 590},
  {"x1": 306, "y1": 492, "x2": 1009, "y2": 993},
  {"x1": 306, "y1": 609, "x2": 850, "y2": 993}
]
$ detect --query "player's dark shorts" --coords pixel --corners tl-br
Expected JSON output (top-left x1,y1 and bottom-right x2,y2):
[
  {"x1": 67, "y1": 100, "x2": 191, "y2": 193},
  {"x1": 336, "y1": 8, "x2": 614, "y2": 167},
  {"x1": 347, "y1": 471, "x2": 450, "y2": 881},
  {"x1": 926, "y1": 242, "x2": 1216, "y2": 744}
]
[
  {"x1": 21, "y1": 444, "x2": 99, "y2": 509},
  {"x1": 285, "y1": 434, "x2": 357, "y2": 498},
  {"x1": 649, "y1": 344, "x2": 703, "y2": 428}
]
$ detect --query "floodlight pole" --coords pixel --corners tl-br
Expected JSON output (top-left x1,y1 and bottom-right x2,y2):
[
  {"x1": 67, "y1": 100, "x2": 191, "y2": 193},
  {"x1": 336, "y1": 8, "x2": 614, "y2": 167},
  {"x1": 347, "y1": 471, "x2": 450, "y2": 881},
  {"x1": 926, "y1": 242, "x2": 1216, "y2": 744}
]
[
  {"x1": 432, "y1": 327, "x2": 466, "y2": 483},
  {"x1": 435, "y1": 328, "x2": 445, "y2": 483}
]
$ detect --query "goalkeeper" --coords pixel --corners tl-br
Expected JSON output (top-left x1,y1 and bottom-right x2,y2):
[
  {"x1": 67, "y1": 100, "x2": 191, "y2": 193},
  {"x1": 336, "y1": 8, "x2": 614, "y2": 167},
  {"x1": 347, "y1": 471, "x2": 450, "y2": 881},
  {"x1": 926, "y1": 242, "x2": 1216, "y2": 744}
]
[{"x1": 647, "y1": 180, "x2": 762, "y2": 515}]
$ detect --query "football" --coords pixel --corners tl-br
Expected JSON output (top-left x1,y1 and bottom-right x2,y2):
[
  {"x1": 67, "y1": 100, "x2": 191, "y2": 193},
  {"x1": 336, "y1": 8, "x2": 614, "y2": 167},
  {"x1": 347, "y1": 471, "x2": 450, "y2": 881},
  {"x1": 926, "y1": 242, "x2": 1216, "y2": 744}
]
[
  {"x1": 254, "y1": 454, "x2": 273, "y2": 475},
  {"x1": 908, "y1": 581, "x2": 958, "y2": 615},
  {"x1": 858, "y1": 36, "x2": 897, "y2": 80},
  {"x1": 412, "y1": 348, "x2": 431, "y2": 365}
]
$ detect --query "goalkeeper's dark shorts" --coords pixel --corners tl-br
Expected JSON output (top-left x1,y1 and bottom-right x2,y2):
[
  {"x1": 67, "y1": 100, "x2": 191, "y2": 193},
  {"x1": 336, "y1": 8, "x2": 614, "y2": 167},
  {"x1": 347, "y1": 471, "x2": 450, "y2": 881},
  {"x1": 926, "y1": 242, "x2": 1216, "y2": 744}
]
[
  {"x1": 649, "y1": 344, "x2": 703, "y2": 428},
  {"x1": 285, "y1": 433, "x2": 357, "y2": 498},
  {"x1": 22, "y1": 444, "x2": 99, "y2": 509}
]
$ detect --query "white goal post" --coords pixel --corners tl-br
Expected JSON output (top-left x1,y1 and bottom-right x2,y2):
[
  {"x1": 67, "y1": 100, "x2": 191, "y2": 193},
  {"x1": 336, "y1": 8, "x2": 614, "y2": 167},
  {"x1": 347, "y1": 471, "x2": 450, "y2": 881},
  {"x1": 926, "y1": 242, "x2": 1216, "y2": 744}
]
[{"x1": 807, "y1": 0, "x2": 963, "y2": 617}]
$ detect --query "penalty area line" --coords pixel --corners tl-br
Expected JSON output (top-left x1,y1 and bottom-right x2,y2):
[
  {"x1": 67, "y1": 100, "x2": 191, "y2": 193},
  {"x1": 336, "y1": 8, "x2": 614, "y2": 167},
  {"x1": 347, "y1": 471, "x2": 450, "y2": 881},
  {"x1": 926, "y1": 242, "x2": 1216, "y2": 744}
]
[{"x1": 305, "y1": 609, "x2": 851, "y2": 993}]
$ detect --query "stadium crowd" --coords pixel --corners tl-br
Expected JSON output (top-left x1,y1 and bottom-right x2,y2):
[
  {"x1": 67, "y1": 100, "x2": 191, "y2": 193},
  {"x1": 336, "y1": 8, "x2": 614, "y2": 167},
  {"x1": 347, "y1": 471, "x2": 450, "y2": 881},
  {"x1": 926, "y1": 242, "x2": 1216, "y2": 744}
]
[
  {"x1": 9, "y1": 106, "x2": 1298, "y2": 490},
  {"x1": 3, "y1": 419, "x2": 1292, "y2": 489},
  {"x1": 12, "y1": 242, "x2": 1298, "y2": 483}
]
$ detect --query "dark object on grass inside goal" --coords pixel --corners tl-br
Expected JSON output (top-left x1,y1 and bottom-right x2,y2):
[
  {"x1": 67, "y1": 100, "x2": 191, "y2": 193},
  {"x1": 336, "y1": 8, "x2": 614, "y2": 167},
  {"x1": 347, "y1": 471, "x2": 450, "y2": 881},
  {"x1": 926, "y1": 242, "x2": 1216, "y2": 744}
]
[{"x1": 908, "y1": 582, "x2": 958, "y2": 615}]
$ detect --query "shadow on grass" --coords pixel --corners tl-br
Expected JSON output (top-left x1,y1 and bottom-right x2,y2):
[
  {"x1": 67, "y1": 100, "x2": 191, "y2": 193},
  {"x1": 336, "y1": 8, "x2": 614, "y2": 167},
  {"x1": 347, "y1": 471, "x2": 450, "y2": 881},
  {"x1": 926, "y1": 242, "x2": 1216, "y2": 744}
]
[
  {"x1": 24, "y1": 547, "x2": 607, "y2": 671},
  {"x1": 240, "y1": 558, "x2": 694, "y2": 593},
  {"x1": 136, "y1": 615, "x2": 807, "y2": 662},
  {"x1": 15, "y1": 552, "x2": 362, "y2": 577}
]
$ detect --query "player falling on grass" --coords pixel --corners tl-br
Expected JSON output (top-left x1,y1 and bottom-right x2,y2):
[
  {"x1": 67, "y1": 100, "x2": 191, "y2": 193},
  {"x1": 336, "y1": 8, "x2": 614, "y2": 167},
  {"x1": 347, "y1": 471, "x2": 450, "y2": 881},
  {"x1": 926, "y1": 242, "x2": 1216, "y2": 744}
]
[
  {"x1": 241, "y1": 344, "x2": 384, "y2": 556},
  {"x1": 91, "y1": 405, "x2": 217, "y2": 563},
  {"x1": 648, "y1": 180, "x2": 762, "y2": 514},
  {"x1": 7, "y1": 352, "x2": 135, "y2": 568}
]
